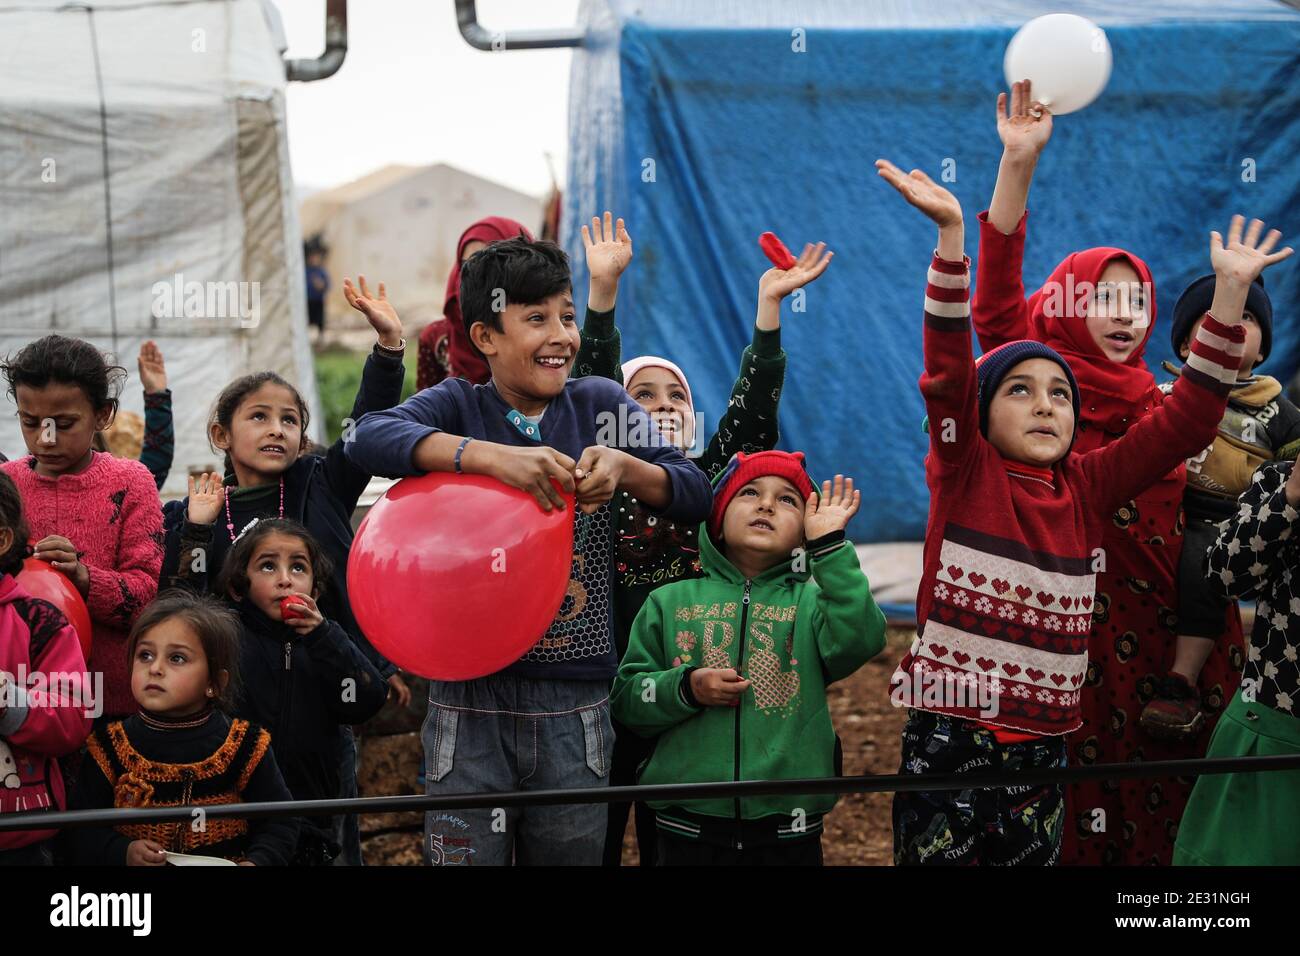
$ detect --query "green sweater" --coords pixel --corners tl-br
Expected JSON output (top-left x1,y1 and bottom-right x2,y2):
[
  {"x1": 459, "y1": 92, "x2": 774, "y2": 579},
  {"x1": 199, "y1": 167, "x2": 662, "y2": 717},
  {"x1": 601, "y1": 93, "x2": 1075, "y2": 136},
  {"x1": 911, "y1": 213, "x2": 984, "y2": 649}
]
[
  {"x1": 611, "y1": 524, "x2": 887, "y2": 821},
  {"x1": 574, "y1": 308, "x2": 788, "y2": 654}
]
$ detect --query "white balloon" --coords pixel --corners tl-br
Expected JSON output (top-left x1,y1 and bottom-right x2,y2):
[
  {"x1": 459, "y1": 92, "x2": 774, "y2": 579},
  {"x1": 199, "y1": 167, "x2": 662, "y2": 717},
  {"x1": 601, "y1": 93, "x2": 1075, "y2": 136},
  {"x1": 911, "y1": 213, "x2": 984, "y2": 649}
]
[{"x1": 1004, "y1": 14, "x2": 1113, "y2": 116}]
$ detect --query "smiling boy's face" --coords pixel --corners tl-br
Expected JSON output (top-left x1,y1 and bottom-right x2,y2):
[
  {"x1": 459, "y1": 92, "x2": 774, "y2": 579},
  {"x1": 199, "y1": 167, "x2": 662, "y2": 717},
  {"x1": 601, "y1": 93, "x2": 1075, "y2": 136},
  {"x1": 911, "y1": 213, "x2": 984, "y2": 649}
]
[
  {"x1": 985, "y1": 357, "x2": 1076, "y2": 467},
  {"x1": 470, "y1": 291, "x2": 580, "y2": 411}
]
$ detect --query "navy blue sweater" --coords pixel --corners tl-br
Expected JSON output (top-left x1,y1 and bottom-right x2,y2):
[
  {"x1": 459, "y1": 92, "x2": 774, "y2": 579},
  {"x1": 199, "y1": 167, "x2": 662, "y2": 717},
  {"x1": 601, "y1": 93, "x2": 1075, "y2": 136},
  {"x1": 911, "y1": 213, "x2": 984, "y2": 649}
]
[{"x1": 346, "y1": 375, "x2": 713, "y2": 680}]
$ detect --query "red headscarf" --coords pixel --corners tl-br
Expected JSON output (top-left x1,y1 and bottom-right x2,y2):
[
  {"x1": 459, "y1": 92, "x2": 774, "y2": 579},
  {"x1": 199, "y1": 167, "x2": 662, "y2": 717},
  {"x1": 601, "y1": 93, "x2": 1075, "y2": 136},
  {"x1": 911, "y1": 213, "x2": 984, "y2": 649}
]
[
  {"x1": 444, "y1": 216, "x2": 535, "y2": 385},
  {"x1": 1025, "y1": 246, "x2": 1159, "y2": 437}
]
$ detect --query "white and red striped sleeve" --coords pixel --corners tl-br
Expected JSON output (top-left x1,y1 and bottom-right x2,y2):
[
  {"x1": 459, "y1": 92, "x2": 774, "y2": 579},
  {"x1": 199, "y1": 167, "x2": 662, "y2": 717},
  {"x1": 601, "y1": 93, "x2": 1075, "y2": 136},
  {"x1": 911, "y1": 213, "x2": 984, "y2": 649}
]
[
  {"x1": 1078, "y1": 311, "x2": 1246, "y2": 510},
  {"x1": 920, "y1": 253, "x2": 977, "y2": 468},
  {"x1": 1181, "y1": 312, "x2": 1248, "y2": 394}
]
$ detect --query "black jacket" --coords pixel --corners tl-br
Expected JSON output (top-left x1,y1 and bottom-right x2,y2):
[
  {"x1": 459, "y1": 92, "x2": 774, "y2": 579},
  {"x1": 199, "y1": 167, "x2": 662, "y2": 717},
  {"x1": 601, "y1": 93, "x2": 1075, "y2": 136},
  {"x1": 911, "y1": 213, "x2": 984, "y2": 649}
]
[
  {"x1": 230, "y1": 600, "x2": 387, "y2": 814},
  {"x1": 161, "y1": 345, "x2": 405, "y2": 679}
]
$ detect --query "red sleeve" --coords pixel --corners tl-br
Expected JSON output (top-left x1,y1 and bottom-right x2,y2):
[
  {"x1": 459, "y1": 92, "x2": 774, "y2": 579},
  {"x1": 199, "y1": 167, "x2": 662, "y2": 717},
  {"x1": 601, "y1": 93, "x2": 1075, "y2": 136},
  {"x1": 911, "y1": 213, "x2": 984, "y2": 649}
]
[
  {"x1": 921, "y1": 252, "x2": 980, "y2": 475},
  {"x1": 2, "y1": 602, "x2": 93, "y2": 756},
  {"x1": 1077, "y1": 313, "x2": 1247, "y2": 512},
  {"x1": 973, "y1": 210, "x2": 1033, "y2": 351},
  {"x1": 85, "y1": 463, "x2": 162, "y2": 629}
]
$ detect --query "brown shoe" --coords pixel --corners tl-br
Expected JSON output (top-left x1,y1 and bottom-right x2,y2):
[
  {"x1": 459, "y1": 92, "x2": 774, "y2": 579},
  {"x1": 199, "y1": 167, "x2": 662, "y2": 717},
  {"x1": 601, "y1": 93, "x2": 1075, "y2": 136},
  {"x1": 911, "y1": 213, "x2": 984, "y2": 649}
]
[{"x1": 1139, "y1": 673, "x2": 1205, "y2": 741}]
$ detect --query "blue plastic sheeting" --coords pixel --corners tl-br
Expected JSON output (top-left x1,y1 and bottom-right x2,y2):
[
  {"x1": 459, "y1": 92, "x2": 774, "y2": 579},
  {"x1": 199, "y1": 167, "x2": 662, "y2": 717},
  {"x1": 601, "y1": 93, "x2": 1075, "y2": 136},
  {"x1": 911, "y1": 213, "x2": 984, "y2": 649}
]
[{"x1": 563, "y1": 1, "x2": 1300, "y2": 543}]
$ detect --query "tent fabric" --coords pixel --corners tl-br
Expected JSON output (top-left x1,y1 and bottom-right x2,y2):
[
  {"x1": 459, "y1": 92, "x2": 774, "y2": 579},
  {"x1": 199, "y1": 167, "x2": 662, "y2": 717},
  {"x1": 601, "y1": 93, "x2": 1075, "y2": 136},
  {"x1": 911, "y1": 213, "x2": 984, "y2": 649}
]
[
  {"x1": 562, "y1": 0, "x2": 1300, "y2": 545},
  {"x1": 299, "y1": 163, "x2": 544, "y2": 331},
  {"x1": 0, "y1": 0, "x2": 319, "y2": 496}
]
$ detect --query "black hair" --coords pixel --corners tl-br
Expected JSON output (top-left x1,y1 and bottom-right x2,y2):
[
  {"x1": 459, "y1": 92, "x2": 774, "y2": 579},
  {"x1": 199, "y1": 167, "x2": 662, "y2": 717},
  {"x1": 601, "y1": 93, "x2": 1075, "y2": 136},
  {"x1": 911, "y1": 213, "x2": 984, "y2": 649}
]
[
  {"x1": 1, "y1": 334, "x2": 126, "y2": 415},
  {"x1": 209, "y1": 372, "x2": 310, "y2": 475},
  {"x1": 0, "y1": 471, "x2": 29, "y2": 577},
  {"x1": 458, "y1": 236, "x2": 572, "y2": 342},
  {"x1": 216, "y1": 518, "x2": 332, "y2": 603},
  {"x1": 127, "y1": 589, "x2": 243, "y2": 713}
]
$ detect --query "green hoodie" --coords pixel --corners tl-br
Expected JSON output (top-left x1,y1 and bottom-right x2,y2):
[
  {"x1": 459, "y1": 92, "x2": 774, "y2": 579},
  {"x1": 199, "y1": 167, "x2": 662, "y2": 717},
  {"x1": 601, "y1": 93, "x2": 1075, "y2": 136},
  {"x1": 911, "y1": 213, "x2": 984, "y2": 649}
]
[{"x1": 611, "y1": 521, "x2": 887, "y2": 822}]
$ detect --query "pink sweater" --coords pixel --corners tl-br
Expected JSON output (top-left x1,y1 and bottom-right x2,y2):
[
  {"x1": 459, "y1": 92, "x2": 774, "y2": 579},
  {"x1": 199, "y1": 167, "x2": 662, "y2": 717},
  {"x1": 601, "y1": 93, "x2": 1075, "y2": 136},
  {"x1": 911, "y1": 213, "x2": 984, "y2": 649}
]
[
  {"x1": 0, "y1": 574, "x2": 93, "y2": 849},
  {"x1": 2, "y1": 453, "x2": 163, "y2": 719}
]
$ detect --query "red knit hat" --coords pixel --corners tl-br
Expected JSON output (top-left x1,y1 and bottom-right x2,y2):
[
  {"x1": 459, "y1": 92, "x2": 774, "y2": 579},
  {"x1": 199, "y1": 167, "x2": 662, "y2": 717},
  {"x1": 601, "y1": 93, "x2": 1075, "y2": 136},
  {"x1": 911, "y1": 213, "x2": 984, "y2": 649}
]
[{"x1": 709, "y1": 450, "x2": 815, "y2": 540}]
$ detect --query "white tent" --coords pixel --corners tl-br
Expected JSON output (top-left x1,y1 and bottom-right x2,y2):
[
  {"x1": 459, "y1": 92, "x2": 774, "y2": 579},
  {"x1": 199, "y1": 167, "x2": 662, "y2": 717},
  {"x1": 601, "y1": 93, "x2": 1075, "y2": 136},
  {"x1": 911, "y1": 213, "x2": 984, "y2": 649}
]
[
  {"x1": 300, "y1": 162, "x2": 544, "y2": 330},
  {"x1": 0, "y1": 0, "x2": 320, "y2": 497}
]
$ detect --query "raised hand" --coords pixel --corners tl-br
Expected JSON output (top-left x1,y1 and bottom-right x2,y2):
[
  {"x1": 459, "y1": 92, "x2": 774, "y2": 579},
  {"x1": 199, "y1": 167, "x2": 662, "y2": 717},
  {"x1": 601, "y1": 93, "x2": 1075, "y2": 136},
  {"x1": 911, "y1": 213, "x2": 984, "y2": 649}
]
[
  {"x1": 997, "y1": 79, "x2": 1053, "y2": 158},
  {"x1": 138, "y1": 340, "x2": 167, "y2": 394},
  {"x1": 188, "y1": 472, "x2": 225, "y2": 526},
  {"x1": 758, "y1": 241, "x2": 834, "y2": 303},
  {"x1": 803, "y1": 474, "x2": 860, "y2": 540},
  {"x1": 582, "y1": 211, "x2": 634, "y2": 284},
  {"x1": 875, "y1": 159, "x2": 962, "y2": 228},
  {"x1": 1210, "y1": 215, "x2": 1294, "y2": 287},
  {"x1": 343, "y1": 275, "x2": 403, "y2": 348}
]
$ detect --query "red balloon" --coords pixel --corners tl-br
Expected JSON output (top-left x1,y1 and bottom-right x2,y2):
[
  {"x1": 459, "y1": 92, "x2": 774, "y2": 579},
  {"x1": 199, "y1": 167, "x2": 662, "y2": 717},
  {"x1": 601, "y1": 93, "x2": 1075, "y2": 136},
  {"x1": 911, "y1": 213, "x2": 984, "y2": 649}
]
[
  {"x1": 348, "y1": 473, "x2": 575, "y2": 680},
  {"x1": 16, "y1": 558, "x2": 93, "y2": 659}
]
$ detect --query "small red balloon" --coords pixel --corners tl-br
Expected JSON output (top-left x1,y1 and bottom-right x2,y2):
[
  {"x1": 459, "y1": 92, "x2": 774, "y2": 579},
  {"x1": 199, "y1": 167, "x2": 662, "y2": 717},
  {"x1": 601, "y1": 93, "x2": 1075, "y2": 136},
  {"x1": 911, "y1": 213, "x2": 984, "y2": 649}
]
[
  {"x1": 17, "y1": 558, "x2": 92, "y2": 659},
  {"x1": 348, "y1": 473, "x2": 575, "y2": 680},
  {"x1": 758, "y1": 231, "x2": 797, "y2": 270}
]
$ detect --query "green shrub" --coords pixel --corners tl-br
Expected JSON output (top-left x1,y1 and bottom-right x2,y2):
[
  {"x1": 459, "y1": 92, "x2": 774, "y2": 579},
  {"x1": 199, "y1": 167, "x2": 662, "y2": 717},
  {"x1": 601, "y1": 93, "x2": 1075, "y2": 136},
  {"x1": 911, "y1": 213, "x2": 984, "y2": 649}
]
[{"x1": 312, "y1": 346, "x2": 418, "y2": 444}]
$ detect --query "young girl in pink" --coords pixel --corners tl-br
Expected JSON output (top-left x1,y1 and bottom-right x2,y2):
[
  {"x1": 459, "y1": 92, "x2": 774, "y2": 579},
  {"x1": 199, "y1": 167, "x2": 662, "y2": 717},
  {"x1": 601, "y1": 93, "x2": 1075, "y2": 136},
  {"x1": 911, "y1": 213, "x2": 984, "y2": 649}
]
[{"x1": 1, "y1": 336, "x2": 163, "y2": 721}]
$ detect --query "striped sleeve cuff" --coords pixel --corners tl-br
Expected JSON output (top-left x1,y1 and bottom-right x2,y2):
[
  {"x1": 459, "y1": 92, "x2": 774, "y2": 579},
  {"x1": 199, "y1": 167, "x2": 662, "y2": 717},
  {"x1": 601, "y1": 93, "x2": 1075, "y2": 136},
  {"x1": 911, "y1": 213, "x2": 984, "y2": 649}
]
[
  {"x1": 1183, "y1": 312, "x2": 1247, "y2": 394},
  {"x1": 925, "y1": 253, "x2": 971, "y2": 332}
]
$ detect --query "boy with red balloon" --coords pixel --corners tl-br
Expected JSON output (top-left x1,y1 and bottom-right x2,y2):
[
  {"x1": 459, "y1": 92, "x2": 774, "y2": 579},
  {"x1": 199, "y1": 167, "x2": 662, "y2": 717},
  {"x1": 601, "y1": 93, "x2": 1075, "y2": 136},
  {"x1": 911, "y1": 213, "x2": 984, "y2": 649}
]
[{"x1": 346, "y1": 234, "x2": 713, "y2": 866}]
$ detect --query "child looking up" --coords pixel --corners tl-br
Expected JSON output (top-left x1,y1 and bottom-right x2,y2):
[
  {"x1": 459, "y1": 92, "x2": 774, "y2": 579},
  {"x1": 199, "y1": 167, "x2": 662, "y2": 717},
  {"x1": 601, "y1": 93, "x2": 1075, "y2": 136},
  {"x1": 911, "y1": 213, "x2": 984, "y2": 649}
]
[
  {"x1": 875, "y1": 156, "x2": 1288, "y2": 865},
  {"x1": 161, "y1": 278, "x2": 408, "y2": 865},
  {"x1": 217, "y1": 519, "x2": 387, "y2": 865},
  {"x1": 973, "y1": 81, "x2": 1252, "y2": 864},
  {"x1": 573, "y1": 211, "x2": 830, "y2": 864},
  {"x1": 613, "y1": 453, "x2": 884, "y2": 865}
]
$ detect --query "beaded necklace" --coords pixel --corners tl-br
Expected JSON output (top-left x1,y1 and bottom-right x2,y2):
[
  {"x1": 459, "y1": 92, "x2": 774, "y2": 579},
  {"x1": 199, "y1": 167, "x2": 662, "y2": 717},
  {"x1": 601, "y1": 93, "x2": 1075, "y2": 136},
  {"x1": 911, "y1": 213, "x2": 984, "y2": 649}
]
[
  {"x1": 138, "y1": 707, "x2": 214, "y2": 731},
  {"x1": 224, "y1": 477, "x2": 285, "y2": 543}
]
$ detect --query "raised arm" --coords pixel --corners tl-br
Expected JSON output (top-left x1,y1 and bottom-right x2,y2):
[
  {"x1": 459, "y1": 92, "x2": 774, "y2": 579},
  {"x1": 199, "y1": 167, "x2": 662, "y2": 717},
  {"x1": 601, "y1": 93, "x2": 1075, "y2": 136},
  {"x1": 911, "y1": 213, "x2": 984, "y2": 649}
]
[
  {"x1": 695, "y1": 241, "x2": 831, "y2": 476},
  {"x1": 324, "y1": 276, "x2": 408, "y2": 510},
  {"x1": 875, "y1": 159, "x2": 980, "y2": 475},
  {"x1": 974, "y1": 81, "x2": 1054, "y2": 351},
  {"x1": 1079, "y1": 216, "x2": 1294, "y2": 511},
  {"x1": 573, "y1": 211, "x2": 632, "y2": 381}
]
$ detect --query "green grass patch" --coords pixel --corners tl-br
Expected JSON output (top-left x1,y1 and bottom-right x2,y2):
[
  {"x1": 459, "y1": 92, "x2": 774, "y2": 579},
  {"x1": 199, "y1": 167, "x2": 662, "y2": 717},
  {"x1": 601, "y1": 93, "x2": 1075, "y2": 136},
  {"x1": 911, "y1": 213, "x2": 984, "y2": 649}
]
[{"x1": 313, "y1": 345, "x2": 418, "y2": 444}]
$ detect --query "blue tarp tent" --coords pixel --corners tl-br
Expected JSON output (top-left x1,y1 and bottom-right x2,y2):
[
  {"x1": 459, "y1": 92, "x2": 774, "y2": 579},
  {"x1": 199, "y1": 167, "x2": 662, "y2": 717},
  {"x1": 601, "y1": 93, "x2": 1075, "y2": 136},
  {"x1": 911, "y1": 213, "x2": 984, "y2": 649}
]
[{"x1": 562, "y1": 0, "x2": 1300, "y2": 549}]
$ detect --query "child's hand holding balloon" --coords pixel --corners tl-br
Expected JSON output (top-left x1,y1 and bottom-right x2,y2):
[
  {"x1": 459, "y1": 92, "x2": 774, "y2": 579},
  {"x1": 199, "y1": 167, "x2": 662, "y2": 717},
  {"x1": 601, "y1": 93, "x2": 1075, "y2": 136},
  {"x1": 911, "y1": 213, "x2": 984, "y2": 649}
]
[
  {"x1": 997, "y1": 79, "x2": 1053, "y2": 159},
  {"x1": 32, "y1": 535, "x2": 90, "y2": 597},
  {"x1": 280, "y1": 592, "x2": 323, "y2": 635},
  {"x1": 755, "y1": 235, "x2": 833, "y2": 331}
]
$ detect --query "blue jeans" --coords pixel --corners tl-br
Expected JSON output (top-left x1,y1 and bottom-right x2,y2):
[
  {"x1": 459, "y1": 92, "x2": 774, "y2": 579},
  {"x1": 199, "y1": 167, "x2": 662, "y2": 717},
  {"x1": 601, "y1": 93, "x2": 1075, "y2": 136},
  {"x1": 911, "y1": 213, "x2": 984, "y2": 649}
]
[
  {"x1": 333, "y1": 725, "x2": 363, "y2": 866},
  {"x1": 422, "y1": 674, "x2": 613, "y2": 866}
]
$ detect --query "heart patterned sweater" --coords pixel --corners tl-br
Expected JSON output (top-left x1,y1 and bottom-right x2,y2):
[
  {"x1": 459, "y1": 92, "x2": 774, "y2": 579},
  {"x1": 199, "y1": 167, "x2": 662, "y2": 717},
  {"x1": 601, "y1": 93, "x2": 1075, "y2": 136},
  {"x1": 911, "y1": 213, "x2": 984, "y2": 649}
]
[{"x1": 896, "y1": 253, "x2": 1246, "y2": 736}]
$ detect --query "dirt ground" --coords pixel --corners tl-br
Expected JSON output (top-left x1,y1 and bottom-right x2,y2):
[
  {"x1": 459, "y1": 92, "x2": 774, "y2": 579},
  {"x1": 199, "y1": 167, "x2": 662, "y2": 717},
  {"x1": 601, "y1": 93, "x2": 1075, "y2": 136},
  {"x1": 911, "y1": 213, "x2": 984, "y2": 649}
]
[{"x1": 359, "y1": 628, "x2": 914, "y2": 866}]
